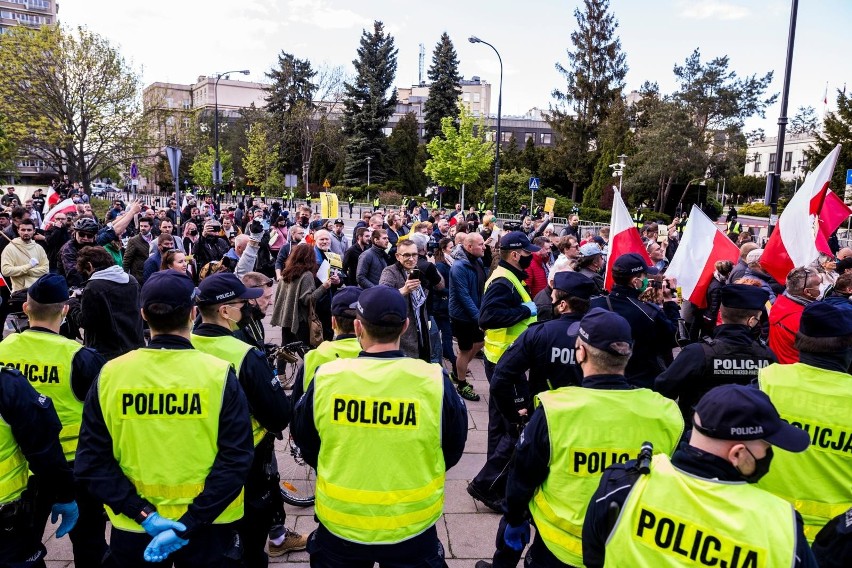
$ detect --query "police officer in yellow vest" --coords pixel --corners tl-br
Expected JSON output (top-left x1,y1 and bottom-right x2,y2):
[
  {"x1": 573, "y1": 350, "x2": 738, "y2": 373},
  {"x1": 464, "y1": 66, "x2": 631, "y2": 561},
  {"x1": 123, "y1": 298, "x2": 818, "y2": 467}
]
[
  {"x1": 468, "y1": 231, "x2": 539, "y2": 512},
  {"x1": 75, "y1": 271, "x2": 254, "y2": 567},
  {"x1": 583, "y1": 384, "x2": 817, "y2": 568},
  {"x1": 0, "y1": 274, "x2": 106, "y2": 566},
  {"x1": 191, "y1": 272, "x2": 301, "y2": 565},
  {"x1": 757, "y1": 302, "x2": 852, "y2": 543},
  {"x1": 372, "y1": 196, "x2": 380, "y2": 211},
  {"x1": 291, "y1": 285, "x2": 468, "y2": 567},
  {"x1": 0, "y1": 367, "x2": 78, "y2": 567},
  {"x1": 291, "y1": 286, "x2": 362, "y2": 402},
  {"x1": 487, "y1": 309, "x2": 683, "y2": 568}
]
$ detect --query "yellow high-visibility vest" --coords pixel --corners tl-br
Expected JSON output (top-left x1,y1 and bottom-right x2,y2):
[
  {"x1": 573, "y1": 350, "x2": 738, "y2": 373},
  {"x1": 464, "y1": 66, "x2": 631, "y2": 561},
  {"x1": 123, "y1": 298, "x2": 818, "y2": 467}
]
[
  {"x1": 313, "y1": 356, "x2": 444, "y2": 544},
  {"x1": 302, "y1": 337, "x2": 361, "y2": 392},
  {"x1": 0, "y1": 415, "x2": 28, "y2": 505},
  {"x1": 0, "y1": 331, "x2": 83, "y2": 461},
  {"x1": 483, "y1": 266, "x2": 536, "y2": 363},
  {"x1": 98, "y1": 348, "x2": 243, "y2": 532}
]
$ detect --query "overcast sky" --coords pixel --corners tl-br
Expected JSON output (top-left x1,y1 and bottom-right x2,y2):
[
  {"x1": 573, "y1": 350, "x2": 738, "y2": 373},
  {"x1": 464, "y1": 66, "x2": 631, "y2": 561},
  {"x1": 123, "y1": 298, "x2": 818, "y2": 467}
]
[{"x1": 60, "y1": 0, "x2": 850, "y2": 132}]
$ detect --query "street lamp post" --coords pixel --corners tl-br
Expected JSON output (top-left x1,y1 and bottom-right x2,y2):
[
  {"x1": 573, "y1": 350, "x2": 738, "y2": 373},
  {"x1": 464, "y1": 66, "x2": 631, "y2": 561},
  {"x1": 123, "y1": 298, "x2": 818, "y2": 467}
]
[
  {"x1": 469, "y1": 36, "x2": 503, "y2": 216},
  {"x1": 213, "y1": 69, "x2": 250, "y2": 202},
  {"x1": 366, "y1": 156, "x2": 372, "y2": 205},
  {"x1": 609, "y1": 154, "x2": 627, "y2": 192}
]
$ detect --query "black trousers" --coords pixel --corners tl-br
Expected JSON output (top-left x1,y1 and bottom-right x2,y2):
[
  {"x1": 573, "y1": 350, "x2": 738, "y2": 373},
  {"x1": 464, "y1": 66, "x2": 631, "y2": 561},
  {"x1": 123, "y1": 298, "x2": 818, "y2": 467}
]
[
  {"x1": 0, "y1": 487, "x2": 49, "y2": 568},
  {"x1": 238, "y1": 436, "x2": 284, "y2": 568},
  {"x1": 307, "y1": 523, "x2": 446, "y2": 568},
  {"x1": 69, "y1": 473, "x2": 108, "y2": 568},
  {"x1": 524, "y1": 533, "x2": 576, "y2": 568},
  {"x1": 471, "y1": 359, "x2": 518, "y2": 499},
  {"x1": 102, "y1": 524, "x2": 241, "y2": 568}
]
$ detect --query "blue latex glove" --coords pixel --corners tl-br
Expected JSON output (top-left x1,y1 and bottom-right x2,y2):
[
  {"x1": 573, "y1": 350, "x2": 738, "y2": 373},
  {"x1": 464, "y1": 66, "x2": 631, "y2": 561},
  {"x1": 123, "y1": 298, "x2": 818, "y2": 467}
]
[
  {"x1": 51, "y1": 501, "x2": 79, "y2": 538},
  {"x1": 503, "y1": 520, "x2": 530, "y2": 551},
  {"x1": 141, "y1": 512, "x2": 187, "y2": 537},
  {"x1": 521, "y1": 301, "x2": 538, "y2": 317},
  {"x1": 144, "y1": 529, "x2": 189, "y2": 563}
]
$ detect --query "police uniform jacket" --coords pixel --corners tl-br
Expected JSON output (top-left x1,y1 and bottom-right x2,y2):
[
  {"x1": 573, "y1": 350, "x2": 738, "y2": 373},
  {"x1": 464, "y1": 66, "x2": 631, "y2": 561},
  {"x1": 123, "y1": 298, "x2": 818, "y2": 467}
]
[
  {"x1": 654, "y1": 324, "x2": 776, "y2": 423},
  {"x1": 0, "y1": 368, "x2": 74, "y2": 503},
  {"x1": 589, "y1": 285, "x2": 680, "y2": 389},
  {"x1": 74, "y1": 335, "x2": 254, "y2": 539},
  {"x1": 504, "y1": 374, "x2": 632, "y2": 526},
  {"x1": 491, "y1": 313, "x2": 584, "y2": 424},
  {"x1": 581, "y1": 441, "x2": 817, "y2": 568},
  {"x1": 291, "y1": 350, "x2": 468, "y2": 472},
  {"x1": 478, "y1": 261, "x2": 534, "y2": 331}
]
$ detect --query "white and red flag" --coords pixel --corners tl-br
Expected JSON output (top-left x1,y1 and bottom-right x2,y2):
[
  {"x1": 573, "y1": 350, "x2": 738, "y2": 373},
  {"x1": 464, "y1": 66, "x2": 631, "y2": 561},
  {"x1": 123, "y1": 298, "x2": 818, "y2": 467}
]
[
  {"x1": 41, "y1": 198, "x2": 76, "y2": 229},
  {"x1": 761, "y1": 145, "x2": 842, "y2": 284},
  {"x1": 604, "y1": 189, "x2": 652, "y2": 291},
  {"x1": 666, "y1": 205, "x2": 740, "y2": 308},
  {"x1": 812, "y1": 183, "x2": 852, "y2": 256}
]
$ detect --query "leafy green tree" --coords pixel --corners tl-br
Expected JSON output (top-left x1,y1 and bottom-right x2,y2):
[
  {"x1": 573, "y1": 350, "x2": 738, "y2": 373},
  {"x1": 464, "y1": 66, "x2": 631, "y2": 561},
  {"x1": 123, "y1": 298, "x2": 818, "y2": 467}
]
[
  {"x1": 388, "y1": 113, "x2": 427, "y2": 193},
  {"x1": 522, "y1": 137, "x2": 540, "y2": 175},
  {"x1": 789, "y1": 105, "x2": 819, "y2": 137},
  {"x1": 424, "y1": 103, "x2": 494, "y2": 205},
  {"x1": 0, "y1": 113, "x2": 17, "y2": 176},
  {"x1": 423, "y1": 33, "x2": 461, "y2": 141},
  {"x1": 808, "y1": 89, "x2": 852, "y2": 192},
  {"x1": 550, "y1": 0, "x2": 627, "y2": 201},
  {"x1": 342, "y1": 21, "x2": 398, "y2": 185},
  {"x1": 265, "y1": 52, "x2": 317, "y2": 176},
  {"x1": 0, "y1": 25, "x2": 146, "y2": 190},
  {"x1": 190, "y1": 146, "x2": 232, "y2": 189},
  {"x1": 242, "y1": 119, "x2": 282, "y2": 192},
  {"x1": 501, "y1": 134, "x2": 522, "y2": 172},
  {"x1": 586, "y1": 95, "x2": 632, "y2": 208}
]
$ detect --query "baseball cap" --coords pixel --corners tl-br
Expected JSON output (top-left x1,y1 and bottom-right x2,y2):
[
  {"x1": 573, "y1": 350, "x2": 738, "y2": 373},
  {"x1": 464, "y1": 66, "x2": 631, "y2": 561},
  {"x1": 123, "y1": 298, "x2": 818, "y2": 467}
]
[
  {"x1": 141, "y1": 271, "x2": 197, "y2": 310},
  {"x1": 745, "y1": 248, "x2": 764, "y2": 264},
  {"x1": 356, "y1": 285, "x2": 407, "y2": 326},
  {"x1": 499, "y1": 231, "x2": 540, "y2": 252},
  {"x1": 693, "y1": 385, "x2": 810, "y2": 452},
  {"x1": 799, "y1": 302, "x2": 852, "y2": 338},
  {"x1": 577, "y1": 307, "x2": 633, "y2": 356},
  {"x1": 27, "y1": 274, "x2": 69, "y2": 303},
  {"x1": 720, "y1": 284, "x2": 769, "y2": 311},
  {"x1": 552, "y1": 272, "x2": 597, "y2": 300},
  {"x1": 333, "y1": 218, "x2": 344, "y2": 225},
  {"x1": 196, "y1": 273, "x2": 263, "y2": 306},
  {"x1": 612, "y1": 252, "x2": 658, "y2": 276},
  {"x1": 578, "y1": 242, "x2": 603, "y2": 257},
  {"x1": 332, "y1": 286, "x2": 362, "y2": 317}
]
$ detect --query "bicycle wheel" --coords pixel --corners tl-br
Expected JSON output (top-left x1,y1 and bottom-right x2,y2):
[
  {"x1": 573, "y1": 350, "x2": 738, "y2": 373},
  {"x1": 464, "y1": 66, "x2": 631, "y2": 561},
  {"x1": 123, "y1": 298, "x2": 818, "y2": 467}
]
[{"x1": 278, "y1": 427, "x2": 315, "y2": 507}]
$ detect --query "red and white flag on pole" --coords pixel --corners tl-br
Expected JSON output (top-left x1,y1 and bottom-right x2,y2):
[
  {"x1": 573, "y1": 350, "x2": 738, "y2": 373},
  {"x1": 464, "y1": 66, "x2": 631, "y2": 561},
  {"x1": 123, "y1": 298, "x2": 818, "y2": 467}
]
[
  {"x1": 41, "y1": 198, "x2": 76, "y2": 229},
  {"x1": 665, "y1": 205, "x2": 740, "y2": 309},
  {"x1": 811, "y1": 183, "x2": 852, "y2": 256},
  {"x1": 761, "y1": 145, "x2": 841, "y2": 284},
  {"x1": 604, "y1": 189, "x2": 651, "y2": 291}
]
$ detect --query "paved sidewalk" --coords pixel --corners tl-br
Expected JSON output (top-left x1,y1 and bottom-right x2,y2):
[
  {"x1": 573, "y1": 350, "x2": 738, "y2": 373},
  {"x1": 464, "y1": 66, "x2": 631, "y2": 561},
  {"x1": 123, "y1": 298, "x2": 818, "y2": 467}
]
[{"x1": 42, "y1": 316, "x2": 504, "y2": 567}]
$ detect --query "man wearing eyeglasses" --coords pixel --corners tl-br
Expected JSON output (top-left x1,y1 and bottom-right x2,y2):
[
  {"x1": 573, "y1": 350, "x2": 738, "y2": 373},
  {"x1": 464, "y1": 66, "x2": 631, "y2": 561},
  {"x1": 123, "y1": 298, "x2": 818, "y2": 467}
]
[
  {"x1": 191, "y1": 273, "x2": 301, "y2": 565},
  {"x1": 768, "y1": 266, "x2": 822, "y2": 364}
]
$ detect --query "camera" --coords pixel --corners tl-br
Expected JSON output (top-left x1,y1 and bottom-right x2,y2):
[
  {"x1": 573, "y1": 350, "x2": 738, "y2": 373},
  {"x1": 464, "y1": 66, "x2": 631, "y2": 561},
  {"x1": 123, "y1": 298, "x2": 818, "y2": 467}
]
[{"x1": 650, "y1": 279, "x2": 664, "y2": 290}]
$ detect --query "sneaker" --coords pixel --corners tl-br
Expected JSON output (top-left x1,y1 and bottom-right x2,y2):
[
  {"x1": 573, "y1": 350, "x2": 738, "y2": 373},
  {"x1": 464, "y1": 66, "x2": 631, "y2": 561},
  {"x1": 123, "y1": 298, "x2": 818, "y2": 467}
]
[
  {"x1": 268, "y1": 528, "x2": 307, "y2": 556},
  {"x1": 466, "y1": 482, "x2": 504, "y2": 513},
  {"x1": 457, "y1": 382, "x2": 480, "y2": 402}
]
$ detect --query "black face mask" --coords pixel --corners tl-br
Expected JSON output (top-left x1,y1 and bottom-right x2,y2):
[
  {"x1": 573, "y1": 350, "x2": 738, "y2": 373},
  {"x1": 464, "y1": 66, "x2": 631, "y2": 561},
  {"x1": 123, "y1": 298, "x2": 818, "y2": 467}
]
[
  {"x1": 189, "y1": 230, "x2": 198, "y2": 236},
  {"x1": 739, "y1": 446, "x2": 773, "y2": 483},
  {"x1": 518, "y1": 253, "x2": 533, "y2": 269}
]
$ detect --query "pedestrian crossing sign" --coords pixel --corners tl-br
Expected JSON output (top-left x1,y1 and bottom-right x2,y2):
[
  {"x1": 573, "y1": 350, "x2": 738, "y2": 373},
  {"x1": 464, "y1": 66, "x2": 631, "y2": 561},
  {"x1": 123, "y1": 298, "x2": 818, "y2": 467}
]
[{"x1": 529, "y1": 177, "x2": 540, "y2": 191}]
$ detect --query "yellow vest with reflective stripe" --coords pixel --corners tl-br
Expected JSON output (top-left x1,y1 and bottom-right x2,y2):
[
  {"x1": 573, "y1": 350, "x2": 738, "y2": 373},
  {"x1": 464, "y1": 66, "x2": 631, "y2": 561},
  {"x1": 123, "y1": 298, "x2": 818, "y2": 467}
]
[
  {"x1": 98, "y1": 348, "x2": 243, "y2": 532},
  {"x1": 313, "y1": 356, "x2": 445, "y2": 544},
  {"x1": 483, "y1": 266, "x2": 537, "y2": 363},
  {"x1": 529, "y1": 387, "x2": 683, "y2": 566},
  {"x1": 605, "y1": 454, "x2": 796, "y2": 568},
  {"x1": 0, "y1": 331, "x2": 83, "y2": 461},
  {"x1": 0, "y1": 414, "x2": 28, "y2": 504},
  {"x1": 758, "y1": 362, "x2": 852, "y2": 542},
  {"x1": 302, "y1": 337, "x2": 361, "y2": 392},
  {"x1": 190, "y1": 333, "x2": 267, "y2": 447}
]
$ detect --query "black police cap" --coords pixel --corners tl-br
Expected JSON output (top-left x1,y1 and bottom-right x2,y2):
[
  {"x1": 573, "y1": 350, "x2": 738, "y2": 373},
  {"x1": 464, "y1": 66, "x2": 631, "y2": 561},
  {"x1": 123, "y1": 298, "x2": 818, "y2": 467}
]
[{"x1": 720, "y1": 284, "x2": 769, "y2": 310}]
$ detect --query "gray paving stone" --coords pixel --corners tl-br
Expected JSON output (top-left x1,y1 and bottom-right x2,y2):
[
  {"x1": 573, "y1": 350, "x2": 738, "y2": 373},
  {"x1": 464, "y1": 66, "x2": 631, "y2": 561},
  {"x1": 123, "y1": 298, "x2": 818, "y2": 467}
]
[
  {"x1": 443, "y1": 479, "x2": 480, "y2": 514},
  {"x1": 446, "y1": 452, "x2": 485, "y2": 480},
  {"x1": 444, "y1": 512, "x2": 502, "y2": 559},
  {"x1": 468, "y1": 410, "x2": 491, "y2": 431}
]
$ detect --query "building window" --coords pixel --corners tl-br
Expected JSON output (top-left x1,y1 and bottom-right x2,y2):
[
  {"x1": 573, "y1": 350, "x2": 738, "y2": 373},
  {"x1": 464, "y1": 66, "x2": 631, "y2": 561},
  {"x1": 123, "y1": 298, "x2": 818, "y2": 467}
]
[
  {"x1": 166, "y1": 97, "x2": 174, "y2": 108},
  {"x1": 753, "y1": 154, "x2": 761, "y2": 172},
  {"x1": 473, "y1": 93, "x2": 481, "y2": 103},
  {"x1": 768, "y1": 153, "x2": 776, "y2": 171},
  {"x1": 540, "y1": 133, "x2": 552, "y2": 144},
  {"x1": 783, "y1": 152, "x2": 792, "y2": 171},
  {"x1": 183, "y1": 100, "x2": 191, "y2": 110},
  {"x1": 525, "y1": 132, "x2": 535, "y2": 142},
  {"x1": 501, "y1": 131, "x2": 513, "y2": 143},
  {"x1": 462, "y1": 93, "x2": 471, "y2": 102},
  {"x1": 182, "y1": 118, "x2": 190, "y2": 128}
]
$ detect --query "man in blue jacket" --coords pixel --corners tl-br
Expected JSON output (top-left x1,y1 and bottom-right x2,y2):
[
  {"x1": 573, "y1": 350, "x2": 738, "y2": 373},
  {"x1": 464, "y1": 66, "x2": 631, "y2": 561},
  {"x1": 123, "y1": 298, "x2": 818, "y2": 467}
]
[{"x1": 449, "y1": 233, "x2": 487, "y2": 401}]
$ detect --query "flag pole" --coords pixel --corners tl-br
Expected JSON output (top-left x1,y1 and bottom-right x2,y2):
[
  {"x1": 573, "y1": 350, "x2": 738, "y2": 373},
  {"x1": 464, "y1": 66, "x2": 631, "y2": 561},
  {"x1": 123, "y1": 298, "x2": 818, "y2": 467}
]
[{"x1": 765, "y1": 0, "x2": 799, "y2": 237}]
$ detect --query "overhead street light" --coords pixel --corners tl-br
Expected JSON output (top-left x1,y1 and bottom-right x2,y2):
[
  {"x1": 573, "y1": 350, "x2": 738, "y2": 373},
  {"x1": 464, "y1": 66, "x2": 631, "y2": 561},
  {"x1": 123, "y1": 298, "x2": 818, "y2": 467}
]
[
  {"x1": 213, "y1": 69, "x2": 250, "y2": 201},
  {"x1": 469, "y1": 36, "x2": 503, "y2": 216}
]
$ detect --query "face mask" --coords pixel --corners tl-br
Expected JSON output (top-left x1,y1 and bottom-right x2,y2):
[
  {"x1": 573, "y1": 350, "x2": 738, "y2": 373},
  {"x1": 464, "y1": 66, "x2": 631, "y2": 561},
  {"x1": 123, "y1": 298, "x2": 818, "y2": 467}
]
[
  {"x1": 638, "y1": 277, "x2": 649, "y2": 292},
  {"x1": 236, "y1": 302, "x2": 260, "y2": 329},
  {"x1": 189, "y1": 230, "x2": 198, "y2": 236},
  {"x1": 738, "y1": 446, "x2": 773, "y2": 483},
  {"x1": 518, "y1": 253, "x2": 533, "y2": 269}
]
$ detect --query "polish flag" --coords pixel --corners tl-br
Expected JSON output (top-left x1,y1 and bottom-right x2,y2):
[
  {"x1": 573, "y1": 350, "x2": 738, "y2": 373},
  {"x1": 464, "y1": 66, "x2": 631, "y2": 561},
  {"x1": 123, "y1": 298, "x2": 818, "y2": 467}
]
[
  {"x1": 41, "y1": 198, "x2": 76, "y2": 229},
  {"x1": 604, "y1": 189, "x2": 652, "y2": 291},
  {"x1": 666, "y1": 205, "x2": 740, "y2": 309},
  {"x1": 811, "y1": 186, "x2": 852, "y2": 256},
  {"x1": 761, "y1": 145, "x2": 841, "y2": 284}
]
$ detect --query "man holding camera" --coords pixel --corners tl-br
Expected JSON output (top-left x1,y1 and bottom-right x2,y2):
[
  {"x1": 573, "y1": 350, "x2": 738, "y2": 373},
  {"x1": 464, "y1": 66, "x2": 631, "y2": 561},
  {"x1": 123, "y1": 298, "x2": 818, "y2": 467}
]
[{"x1": 590, "y1": 253, "x2": 680, "y2": 389}]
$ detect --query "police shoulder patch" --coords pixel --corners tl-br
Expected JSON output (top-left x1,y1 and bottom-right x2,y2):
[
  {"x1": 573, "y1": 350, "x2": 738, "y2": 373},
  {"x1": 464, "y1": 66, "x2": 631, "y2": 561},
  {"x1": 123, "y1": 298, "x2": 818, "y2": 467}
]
[{"x1": 36, "y1": 393, "x2": 50, "y2": 408}]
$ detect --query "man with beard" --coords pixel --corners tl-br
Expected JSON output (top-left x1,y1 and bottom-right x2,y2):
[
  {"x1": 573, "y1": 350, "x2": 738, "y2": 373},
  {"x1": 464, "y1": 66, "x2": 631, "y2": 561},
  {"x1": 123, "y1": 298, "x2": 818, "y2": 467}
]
[
  {"x1": 1, "y1": 218, "x2": 48, "y2": 291},
  {"x1": 274, "y1": 224, "x2": 305, "y2": 279},
  {"x1": 194, "y1": 220, "x2": 230, "y2": 270},
  {"x1": 343, "y1": 227, "x2": 371, "y2": 286}
]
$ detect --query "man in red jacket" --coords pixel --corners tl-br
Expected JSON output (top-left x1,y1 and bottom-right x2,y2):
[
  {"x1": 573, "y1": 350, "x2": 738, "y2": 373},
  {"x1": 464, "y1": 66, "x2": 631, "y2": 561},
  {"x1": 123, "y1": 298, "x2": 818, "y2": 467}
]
[
  {"x1": 768, "y1": 266, "x2": 821, "y2": 363},
  {"x1": 526, "y1": 236, "x2": 551, "y2": 298}
]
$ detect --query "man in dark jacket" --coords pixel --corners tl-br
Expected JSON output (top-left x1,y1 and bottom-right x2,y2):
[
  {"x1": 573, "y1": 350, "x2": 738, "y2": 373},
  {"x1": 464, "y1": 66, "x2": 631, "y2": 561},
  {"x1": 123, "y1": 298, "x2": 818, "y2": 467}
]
[
  {"x1": 42, "y1": 211, "x2": 72, "y2": 272},
  {"x1": 122, "y1": 216, "x2": 154, "y2": 282},
  {"x1": 355, "y1": 229, "x2": 389, "y2": 289},
  {"x1": 343, "y1": 227, "x2": 370, "y2": 285},
  {"x1": 448, "y1": 233, "x2": 487, "y2": 400},
  {"x1": 590, "y1": 253, "x2": 680, "y2": 389},
  {"x1": 194, "y1": 220, "x2": 230, "y2": 270}
]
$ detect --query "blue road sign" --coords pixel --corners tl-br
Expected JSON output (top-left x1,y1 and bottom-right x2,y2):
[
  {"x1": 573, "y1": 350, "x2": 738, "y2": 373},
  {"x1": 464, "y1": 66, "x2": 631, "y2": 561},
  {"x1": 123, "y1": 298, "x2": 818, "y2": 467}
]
[
  {"x1": 529, "y1": 177, "x2": 540, "y2": 191},
  {"x1": 846, "y1": 169, "x2": 852, "y2": 185}
]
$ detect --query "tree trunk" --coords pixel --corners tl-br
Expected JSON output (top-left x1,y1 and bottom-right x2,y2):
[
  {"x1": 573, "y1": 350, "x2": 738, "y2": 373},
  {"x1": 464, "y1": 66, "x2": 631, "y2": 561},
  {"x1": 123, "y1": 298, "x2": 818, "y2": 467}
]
[{"x1": 571, "y1": 180, "x2": 578, "y2": 202}]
